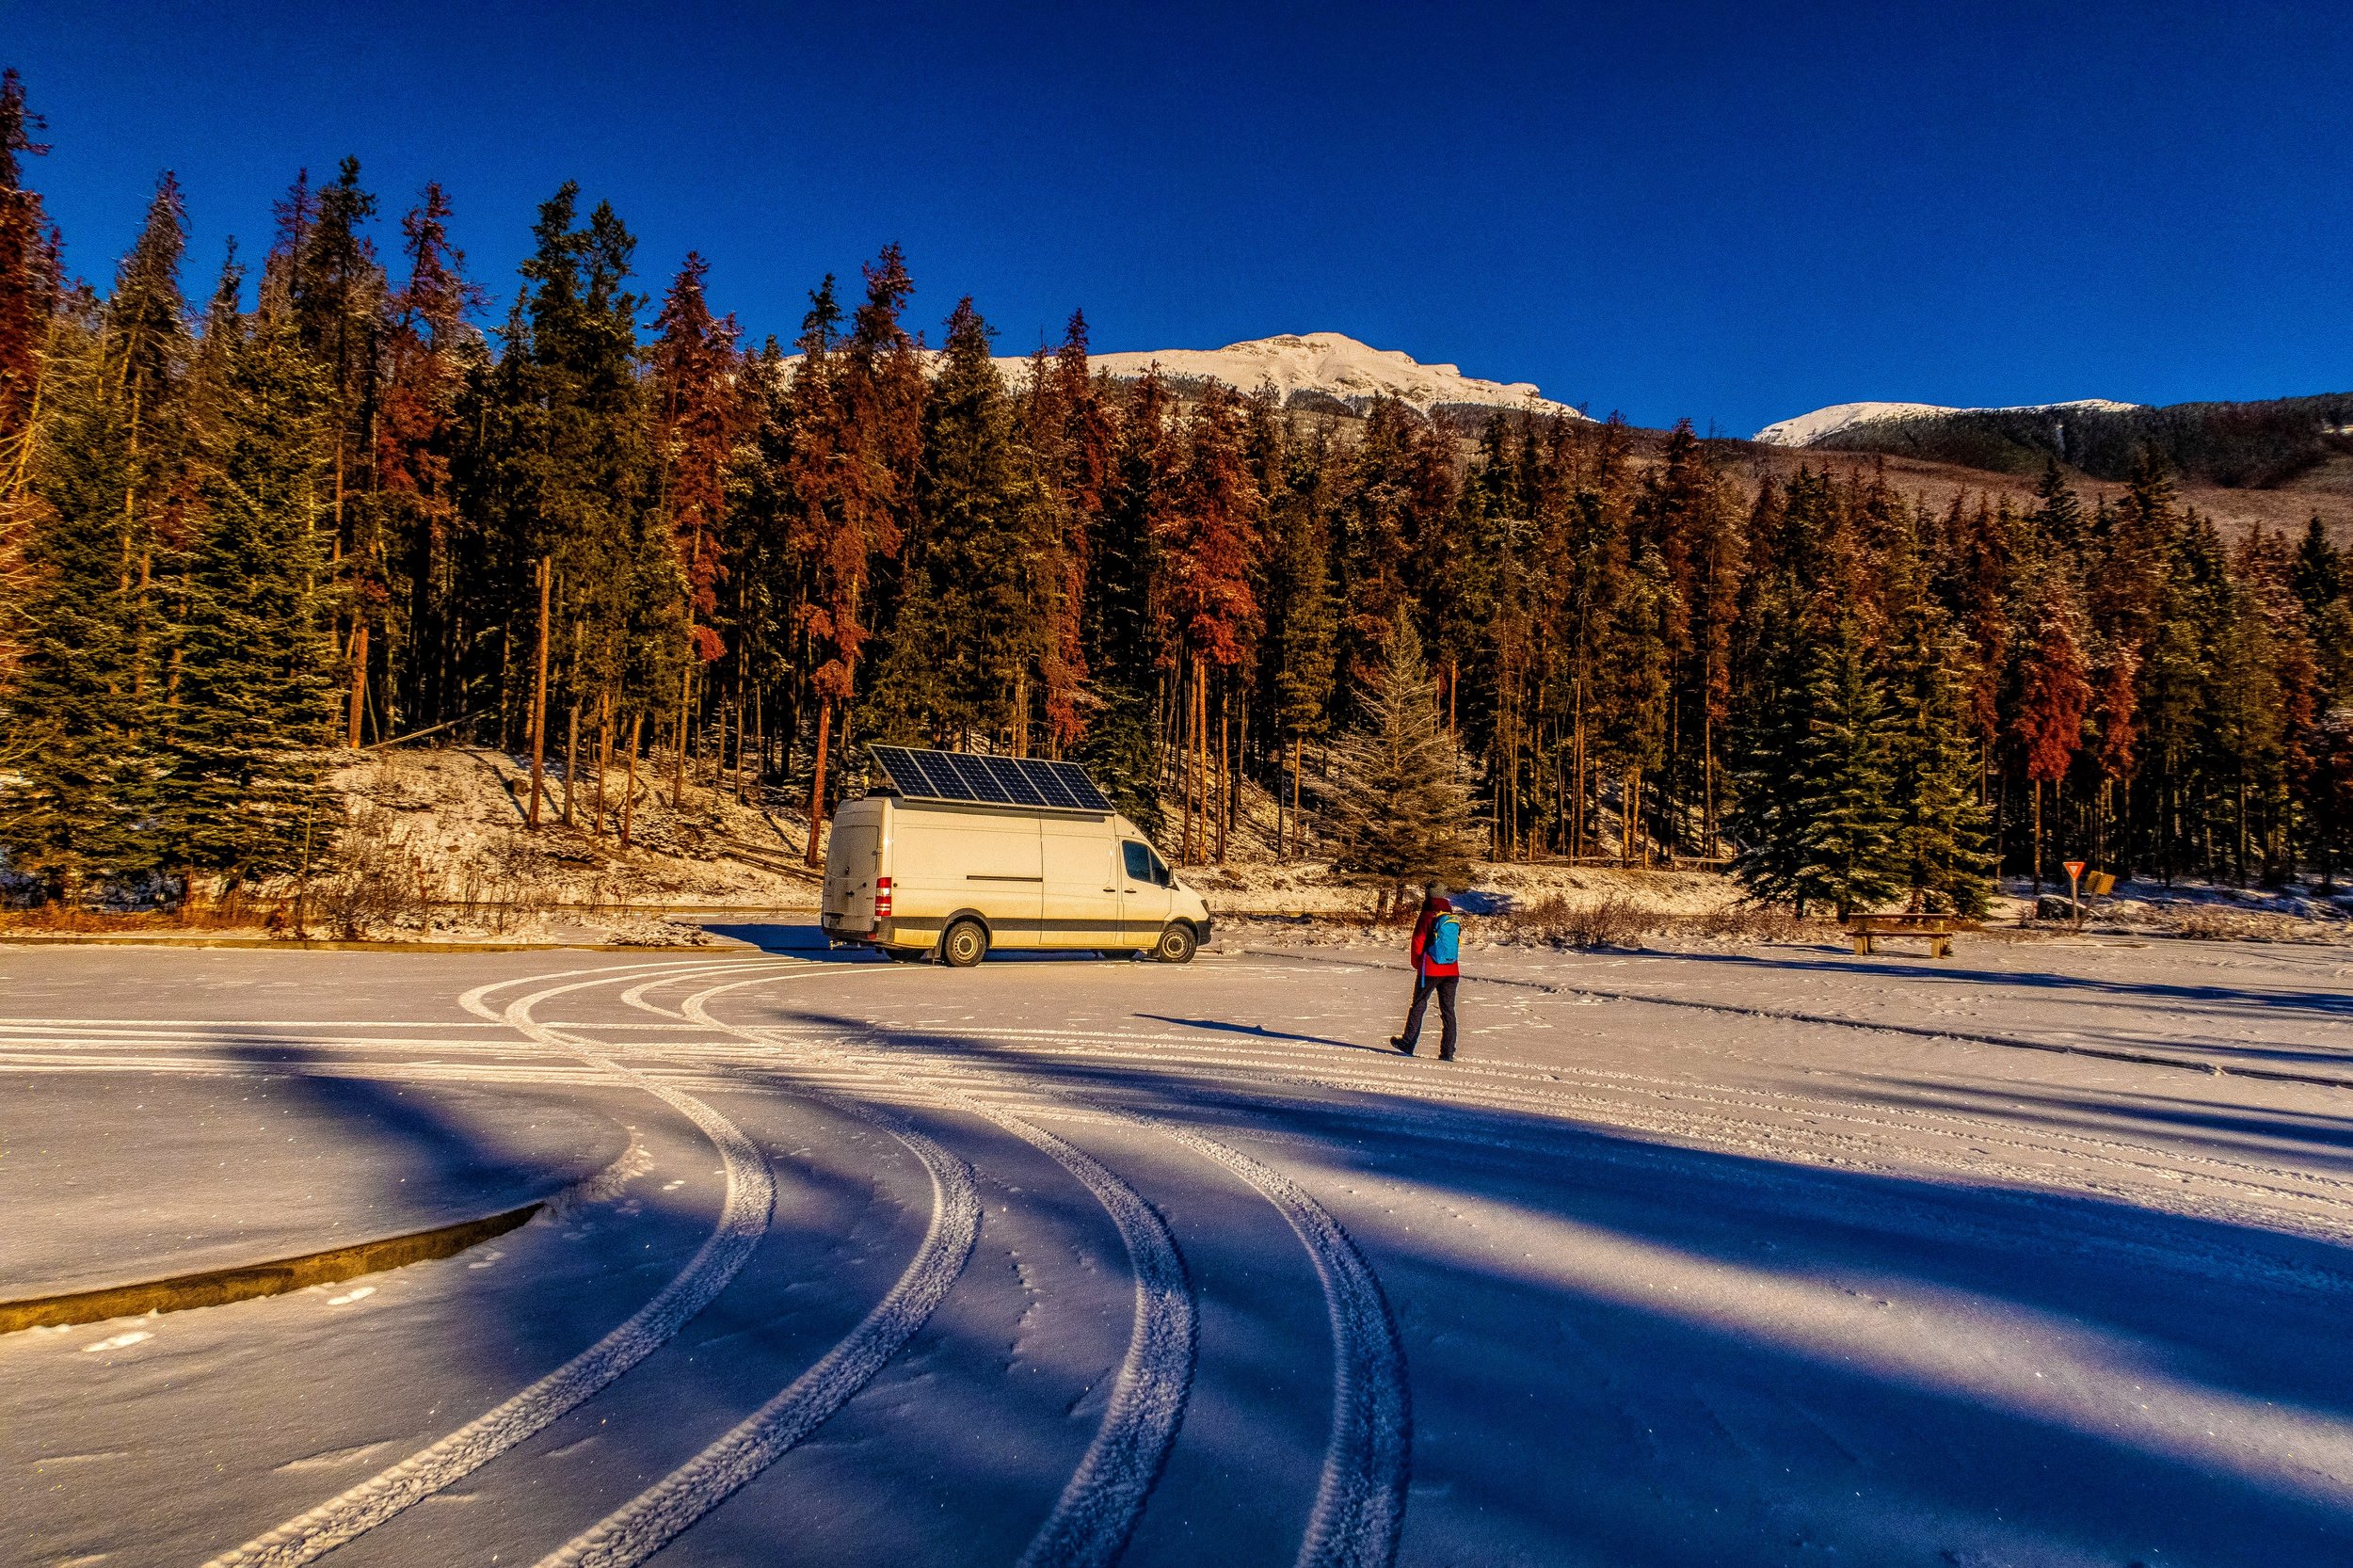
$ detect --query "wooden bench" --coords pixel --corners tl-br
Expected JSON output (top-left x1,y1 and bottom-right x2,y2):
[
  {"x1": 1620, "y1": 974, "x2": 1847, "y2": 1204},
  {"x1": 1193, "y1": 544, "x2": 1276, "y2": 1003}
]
[{"x1": 1845, "y1": 911, "x2": 1957, "y2": 957}]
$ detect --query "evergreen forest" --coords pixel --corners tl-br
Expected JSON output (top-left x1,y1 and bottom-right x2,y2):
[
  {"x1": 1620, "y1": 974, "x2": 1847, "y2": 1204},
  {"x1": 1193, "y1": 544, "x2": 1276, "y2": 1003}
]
[{"x1": 4, "y1": 72, "x2": 2349, "y2": 918}]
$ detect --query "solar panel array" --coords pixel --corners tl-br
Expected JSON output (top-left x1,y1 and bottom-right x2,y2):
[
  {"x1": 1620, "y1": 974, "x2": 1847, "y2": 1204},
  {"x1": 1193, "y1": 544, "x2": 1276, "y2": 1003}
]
[{"x1": 870, "y1": 745, "x2": 1112, "y2": 814}]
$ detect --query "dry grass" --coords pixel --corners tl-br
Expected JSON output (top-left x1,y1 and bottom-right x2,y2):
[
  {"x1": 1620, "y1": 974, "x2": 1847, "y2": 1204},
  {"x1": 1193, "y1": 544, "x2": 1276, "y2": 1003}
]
[
  {"x1": 1484, "y1": 892, "x2": 1823, "y2": 950},
  {"x1": 2143, "y1": 905, "x2": 2339, "y2": 944}
]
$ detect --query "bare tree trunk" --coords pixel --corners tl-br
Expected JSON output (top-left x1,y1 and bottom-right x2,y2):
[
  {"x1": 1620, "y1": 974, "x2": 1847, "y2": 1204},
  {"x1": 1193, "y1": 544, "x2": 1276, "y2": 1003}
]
[
  {"x1": 1195, "y1": 664, "x2": 1209, "y2": 864},
  {"x1": 672, "y1": 659, "x2": 692, "y2": 806},
  {"x1": 594, "y1": 692, "x2": 611, "y2": 838},
  {"x1": 1702, "y1": 702, "x2": 1716, "y2": 856},
  {"x1": 1177, "y1": 661, "x2": 1193, "y2": 862},
  {"x1": 527, "y1": 557, "x2": 551, "y2": 829},
  {"x1": 620, "y1": 712, "x2": 643, "y2": 848},
  {"x1": 347, "y1": 623, "x2": 369, "y2": 748},
  {"x1": 803, "y1": 697, "x2": 832, "y2": 868},
  {"x1": 1571, "y1": 680, "x2": 1586, "y2": 861},
  {"x1": 563, "y1": 699, "x2": 579, "y2": 827},
  {"x1": 2031, "y1": 777, "x2": 2043, "y2": 895},
  {"x1": 1292, "y1": 733, "x2": 1305, "y2": 861},
  {"x1": 1216, "y1": 686, "x2": 1229, "y2": 864}
]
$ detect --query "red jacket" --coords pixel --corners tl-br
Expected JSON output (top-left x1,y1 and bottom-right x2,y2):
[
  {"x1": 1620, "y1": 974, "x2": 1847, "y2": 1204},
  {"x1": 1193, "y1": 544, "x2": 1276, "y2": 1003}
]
[{"x1": 1409, "y1": 900, "x2": 1460, "y2": 979}]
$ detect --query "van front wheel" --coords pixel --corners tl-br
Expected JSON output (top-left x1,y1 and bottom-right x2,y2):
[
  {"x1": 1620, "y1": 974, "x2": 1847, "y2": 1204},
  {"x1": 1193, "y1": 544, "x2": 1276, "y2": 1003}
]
[
  {"x1": 1152, "y1": 922, "x2": 1197, "y2": 965},
  {"x1": 942, "y1": 919, "x2": 990, "y2": 968}
]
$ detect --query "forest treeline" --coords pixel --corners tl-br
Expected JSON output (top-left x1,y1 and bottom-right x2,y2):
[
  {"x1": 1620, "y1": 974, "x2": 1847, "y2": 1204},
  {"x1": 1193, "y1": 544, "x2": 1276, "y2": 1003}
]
[
  {"x1": 1810, "y1": 392, "x2": 2353, "y2": 489},
  {"x1": 2, "y1": 71, "x2": 2350, "y2": 915}
]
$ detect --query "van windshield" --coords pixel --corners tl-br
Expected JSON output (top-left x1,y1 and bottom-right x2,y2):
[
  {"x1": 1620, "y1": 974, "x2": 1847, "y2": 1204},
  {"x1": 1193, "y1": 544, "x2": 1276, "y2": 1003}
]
[{"x1": 1122, "y1": 840, "x2": 1170, "y2": 888}]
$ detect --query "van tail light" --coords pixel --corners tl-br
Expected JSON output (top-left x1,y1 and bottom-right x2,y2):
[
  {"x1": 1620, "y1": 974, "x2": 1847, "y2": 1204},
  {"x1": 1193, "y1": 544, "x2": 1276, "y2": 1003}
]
[{"x1": 874, "y1": 876, "x2": 892, "y2": 918}]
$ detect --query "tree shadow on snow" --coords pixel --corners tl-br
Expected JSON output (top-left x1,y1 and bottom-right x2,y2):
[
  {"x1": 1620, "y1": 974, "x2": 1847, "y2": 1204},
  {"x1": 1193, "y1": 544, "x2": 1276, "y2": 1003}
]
[
  {"x1": 24, "y1": 957, "x2": 2353, "y2": 1568},
  {"x1": 770, "y1": 1001, "x2": 2353, "y2": 1568}
]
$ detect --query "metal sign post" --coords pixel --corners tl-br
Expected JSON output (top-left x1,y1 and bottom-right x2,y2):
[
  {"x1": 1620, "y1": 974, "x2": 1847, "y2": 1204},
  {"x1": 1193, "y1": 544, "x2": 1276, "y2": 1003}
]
[{"x1": 2063, "y1": 859, "x2": 2087, "y2": 932}]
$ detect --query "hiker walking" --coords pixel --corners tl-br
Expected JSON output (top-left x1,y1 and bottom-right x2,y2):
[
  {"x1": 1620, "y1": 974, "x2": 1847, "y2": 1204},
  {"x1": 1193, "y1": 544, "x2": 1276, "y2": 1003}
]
[{"x1": 1391, "y1": 886, "x2": 1461, "y2": 1060}]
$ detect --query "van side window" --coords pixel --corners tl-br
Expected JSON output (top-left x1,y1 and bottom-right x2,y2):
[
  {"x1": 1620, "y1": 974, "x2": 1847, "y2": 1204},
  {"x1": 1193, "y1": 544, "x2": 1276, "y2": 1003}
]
[{"x1": 1122, "y1": 840, "x2": 1166, "y2": 887}]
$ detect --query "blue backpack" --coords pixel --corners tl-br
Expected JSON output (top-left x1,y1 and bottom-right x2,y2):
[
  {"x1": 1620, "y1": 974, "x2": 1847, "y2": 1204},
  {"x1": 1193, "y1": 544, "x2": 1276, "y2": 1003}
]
[{"x1": 1427, "y1": 912, "x2": 1460, "y2": 967}]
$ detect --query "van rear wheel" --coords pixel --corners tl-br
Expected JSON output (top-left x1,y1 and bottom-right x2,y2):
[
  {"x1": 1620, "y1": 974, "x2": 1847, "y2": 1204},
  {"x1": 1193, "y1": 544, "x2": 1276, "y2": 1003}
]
[
  {"x1": 1152, "y1": 922, "x2": 1197, "y2": 965},
  {"x1": 942, "y1": 919, "x2": 990, "y2": 968}
]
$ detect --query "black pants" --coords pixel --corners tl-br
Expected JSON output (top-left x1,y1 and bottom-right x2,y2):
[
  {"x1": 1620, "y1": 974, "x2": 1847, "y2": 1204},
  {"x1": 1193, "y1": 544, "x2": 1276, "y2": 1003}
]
[{"x1": 1401, "y1": 974, "x2": 1458, "y2": 1057}]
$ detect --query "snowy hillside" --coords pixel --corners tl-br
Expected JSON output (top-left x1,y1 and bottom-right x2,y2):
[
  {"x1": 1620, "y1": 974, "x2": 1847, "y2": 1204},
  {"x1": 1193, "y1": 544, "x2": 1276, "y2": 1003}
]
[
  {"x1": 996, "y1": 332, "x2": 1591, "y2": 420},
  {"x1": 1753, "y1": 397, "x2": 2142, "y2": 446}
]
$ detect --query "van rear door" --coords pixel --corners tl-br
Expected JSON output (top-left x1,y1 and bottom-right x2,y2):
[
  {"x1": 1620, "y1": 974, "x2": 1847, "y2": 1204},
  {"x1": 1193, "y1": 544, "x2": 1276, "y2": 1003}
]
[{"x1": 824, "y1": 806, "x2": 885, "y2": 934}]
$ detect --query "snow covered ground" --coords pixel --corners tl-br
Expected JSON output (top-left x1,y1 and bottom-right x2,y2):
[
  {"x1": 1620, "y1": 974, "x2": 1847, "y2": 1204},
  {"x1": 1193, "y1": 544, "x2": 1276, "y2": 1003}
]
[{"x1": 5, "y1": 934, "x2": 2353, "y2": 1565}]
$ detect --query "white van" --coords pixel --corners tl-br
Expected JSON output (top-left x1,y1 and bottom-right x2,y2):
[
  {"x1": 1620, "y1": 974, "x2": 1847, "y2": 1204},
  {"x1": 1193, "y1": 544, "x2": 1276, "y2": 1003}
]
[{"x1": 820, "y1": 752, "x2": 1211, "y2": 966}]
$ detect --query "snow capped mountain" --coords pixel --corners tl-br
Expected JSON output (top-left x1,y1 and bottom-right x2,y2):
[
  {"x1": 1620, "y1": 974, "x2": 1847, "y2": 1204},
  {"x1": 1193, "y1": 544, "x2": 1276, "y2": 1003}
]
[
  {"x1": 1753, "y1": 398, "x2": 2144, "y2": 447},
  {"x1": 996, "y1": 332, "x2": 1590, "y2": 420}
]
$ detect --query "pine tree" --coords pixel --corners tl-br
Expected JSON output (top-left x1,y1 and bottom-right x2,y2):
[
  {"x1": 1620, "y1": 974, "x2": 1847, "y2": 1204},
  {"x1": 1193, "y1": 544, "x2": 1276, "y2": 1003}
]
[
  {"x1": 1090, "y1": 367, "x2": 1174, "y2": 684},
  {"x1": 2029, "y1": 458, "x2": 2083, "y2": 552},
  {"x1": 1882, "y1": 545, "x2": 1993, "y2": 914},
  {"x1": 0, "y1": 66, "x2": 54, "y2": 493},
  {"x1": 1945, "y1": 494, "x2": 2012, "y2": 800},
  {"x1": 1157, "y1": 382, "x2": 1261, "y2": 861},
  {"x1": 2292, "y1": 516, "x2": 2344, "y2": 617},
  {"x1": 1731, "y1": 605, "x2": 1901, "y2": 917},
  {"x1": 0, "y1": 66, "x2": 56, "y2": 688},
  {"x1": 0, "y1": 312, "x2": 155, "y2": 895},
  {"x1": 870, "y1": 296, "x2": 1055, "y2": 751},
  {"x1": 1071, "y1": 682, "x2": 1165, "y2": 838},
  {"x1": 649, "y1": 248, "x2": 744, "y2": 794},
  {"x1": 1260, "y1": 421, "x2": 1337, "y2": 857},
  {"x1": 2010, "y1": 563, "x2": 2092, "y2": 890},
  {"x1": 1329, "y1": 398, "x2": 1422, "y2": 702},
  {"x1": 1021, "y1": 309, "x2": 1109, "y2": 753},
  {"x1": 166, "y1": 301, "x2": 340, "y2": 888},
  {"x1": 1789, "y1": 614, "x2": 1901, "y2": 918},
  {"x1": 106, "y1": 175, "x2": 192, "y2": 735},
  {"x1": 796, "y1": 246, "x2": 922, "y2": 858},
  {"x1": 515, "y1": 185, "x2": 659, "y2": 804},
  {"x1": 1726, "y1": 597, "x2": 1809, "y2": 906},
  {"x1": 0, "y1": 181, "x2": 189, "y2": 895},
  {"x1": 1325, "y1": 606, "x2": 1477, "y2": 911},
  {"x1": 375, "y1": 182, "x2": 481, "y2": 727}
]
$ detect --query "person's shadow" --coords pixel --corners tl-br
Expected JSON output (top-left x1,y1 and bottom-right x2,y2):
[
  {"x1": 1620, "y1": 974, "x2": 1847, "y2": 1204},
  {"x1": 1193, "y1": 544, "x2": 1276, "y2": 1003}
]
[{"x1": 1131, "y1": 1014, "x2": 1387, "y2": 1052}]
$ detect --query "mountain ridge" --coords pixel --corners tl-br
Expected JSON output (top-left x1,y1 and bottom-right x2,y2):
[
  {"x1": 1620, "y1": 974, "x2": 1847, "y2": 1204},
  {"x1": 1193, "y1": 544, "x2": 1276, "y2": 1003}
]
[
  {"x1": 1754, "y1": 398, "x2": 2143, "y2": 447},
  {"x1": 990, "y1": 331, "x2": 1591, "y2": 421}
]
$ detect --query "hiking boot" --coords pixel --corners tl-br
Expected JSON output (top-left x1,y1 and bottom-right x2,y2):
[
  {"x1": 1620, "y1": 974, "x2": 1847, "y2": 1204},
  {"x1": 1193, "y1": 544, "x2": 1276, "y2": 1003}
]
[{"x1": 1390, "y1": 1036, "x2": 1414, "y2": 1055}]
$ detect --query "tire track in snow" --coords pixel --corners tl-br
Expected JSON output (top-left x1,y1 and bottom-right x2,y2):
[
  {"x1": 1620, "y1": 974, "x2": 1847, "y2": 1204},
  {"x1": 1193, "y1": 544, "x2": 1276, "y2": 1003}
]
[
  {"x1": 533, "y1": 1107, "x2": 978, "y2": 1568},
  {"x1": 201, "y1": 957, "x2": 810, "y2": 1568},
  {"x1": 1136, "y1": 1119, "x2": 1410, "y2": 1568},
  {"x1": 686, "y1": 973, "x2": 1406, "y2": 1568},
  {"x1": 549, "y1": 971, "x2": 1197, "y2": 1568}
]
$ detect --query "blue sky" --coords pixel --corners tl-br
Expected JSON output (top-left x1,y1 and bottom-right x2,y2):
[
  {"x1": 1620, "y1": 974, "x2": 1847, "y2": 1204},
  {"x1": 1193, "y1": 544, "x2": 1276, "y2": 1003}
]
[{"x1": 8, "y1": 1, "x2": 2351, "y2": 435}]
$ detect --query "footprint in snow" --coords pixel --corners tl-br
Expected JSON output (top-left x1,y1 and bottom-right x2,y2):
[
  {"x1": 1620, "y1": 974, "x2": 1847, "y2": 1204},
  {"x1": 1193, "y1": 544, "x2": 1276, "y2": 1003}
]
[
  {"x1": 327, "y1": 1286, "x2": 376, "y2": 1306},
  {"x1": 83, "y1": 1331, "x2": 152, "y2": 1353}
]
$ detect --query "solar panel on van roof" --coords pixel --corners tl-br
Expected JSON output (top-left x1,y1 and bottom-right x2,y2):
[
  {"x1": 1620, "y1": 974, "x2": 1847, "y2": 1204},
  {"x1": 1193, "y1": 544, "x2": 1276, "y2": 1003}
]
[{"x1": 869, "y1": 745, "x2": 1112, "y2": 814}]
